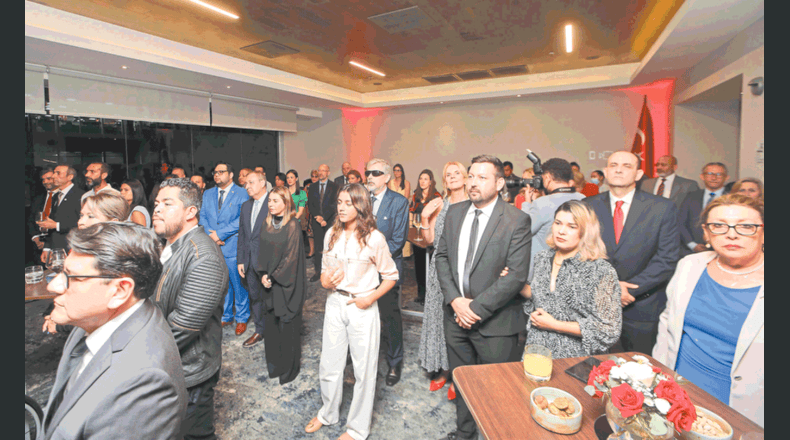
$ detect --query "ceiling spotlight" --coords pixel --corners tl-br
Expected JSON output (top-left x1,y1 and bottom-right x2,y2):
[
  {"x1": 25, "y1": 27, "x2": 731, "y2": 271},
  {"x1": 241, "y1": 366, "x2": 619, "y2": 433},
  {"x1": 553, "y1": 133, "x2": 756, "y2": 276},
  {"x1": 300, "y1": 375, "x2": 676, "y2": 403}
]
[
  {"x1": 187, "y1": 0, "x2": 239, "y2": 19},
  {"x1": 226, "y1": 86, "x2": 231, "y2": 89},
  {"x1": 549, "y1": 51, "x2": 555, "y2": 55},
  {"x1": 517, "y1": 95, "x2": 522, "y2": 97},
  {"x1": 122, "y1": 66, "x2": 128, "y2": 69},
  {"x1": 565, "y1": 24, "x2": 573, "y2": 53},
  {"x1": 349, "y1": 60, "x2": 386, "y2": 77}
]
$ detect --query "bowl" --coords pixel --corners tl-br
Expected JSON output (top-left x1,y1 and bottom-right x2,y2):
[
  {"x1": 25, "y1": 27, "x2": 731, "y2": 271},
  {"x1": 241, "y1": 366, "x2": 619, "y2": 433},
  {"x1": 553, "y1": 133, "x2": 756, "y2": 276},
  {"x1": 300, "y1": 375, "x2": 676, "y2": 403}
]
[
  {"x1": 680, "y1": 405, "x2": 733, "y2": 440},
  {"x1": 529, "y1": 387, "x2": 583, "y2": 434}
]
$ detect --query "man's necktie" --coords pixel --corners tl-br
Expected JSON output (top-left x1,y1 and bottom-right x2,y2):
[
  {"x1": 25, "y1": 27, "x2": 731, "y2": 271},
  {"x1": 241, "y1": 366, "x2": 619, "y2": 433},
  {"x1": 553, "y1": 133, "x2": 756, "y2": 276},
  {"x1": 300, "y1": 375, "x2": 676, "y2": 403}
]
[
  {"x1": 462, "y1": 209, "x2": 482, "y2": 296},
  {"x1": 319, "y1": 183, "x2": 325, "y2": 215},
  {"x1": 43, "y1": 191, "x2": 54, "y2": 218},
  {"x1": 218, "y1": 190, "x2": 225, "y2": 211},
  {"x1": 251, "y1": 199, "x2": 261, "y2": 228},
  {"x1": 370, "y1": 194, "x2": 377, "y2": 216},
  {"x1": 45, "y1": 336, "x2": 88, "y2": 431},
  {"x1": 613, "y1": 200, "x2": 624, "y2": 244},
  {"x1": 49, "y1": 192, "x2": 62, "y2": 218},
  {"x1": 705, "y1": 192, "x2": 716, "y2": 208},
  {"x1": 656, "y1": 178, "x2": 666, "y2": 197}
]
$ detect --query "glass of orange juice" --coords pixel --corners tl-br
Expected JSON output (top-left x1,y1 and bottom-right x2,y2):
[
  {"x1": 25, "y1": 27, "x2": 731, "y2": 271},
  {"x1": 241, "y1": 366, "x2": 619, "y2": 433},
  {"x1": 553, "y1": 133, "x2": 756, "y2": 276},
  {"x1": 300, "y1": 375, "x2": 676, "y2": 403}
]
[{"x1": 523, "y1": 344, "x2": 552, "y2": 382}]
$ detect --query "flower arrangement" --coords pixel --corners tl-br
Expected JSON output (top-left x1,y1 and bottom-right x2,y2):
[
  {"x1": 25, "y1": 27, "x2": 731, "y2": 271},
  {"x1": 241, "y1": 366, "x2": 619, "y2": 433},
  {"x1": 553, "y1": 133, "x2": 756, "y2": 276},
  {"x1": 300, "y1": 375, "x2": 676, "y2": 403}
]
[{"x1": 585, "y1": 355, "x2": 697, "y2": 439}]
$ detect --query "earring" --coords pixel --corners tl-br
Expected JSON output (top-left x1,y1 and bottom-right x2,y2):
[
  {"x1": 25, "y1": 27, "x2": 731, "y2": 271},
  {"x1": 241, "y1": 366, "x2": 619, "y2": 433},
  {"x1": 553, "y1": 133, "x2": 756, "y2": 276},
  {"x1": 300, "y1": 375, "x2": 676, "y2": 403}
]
[{"x1": 705, "y1": 243, "x2": 711, "y2": 249}]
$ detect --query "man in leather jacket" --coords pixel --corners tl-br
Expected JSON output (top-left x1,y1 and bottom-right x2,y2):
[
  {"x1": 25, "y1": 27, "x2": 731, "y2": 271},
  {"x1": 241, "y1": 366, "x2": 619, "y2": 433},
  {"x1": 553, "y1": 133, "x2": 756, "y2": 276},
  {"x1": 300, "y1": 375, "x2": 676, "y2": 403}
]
[{"x1": 152, "y1": 178, "x2": 229, "y2": 440}]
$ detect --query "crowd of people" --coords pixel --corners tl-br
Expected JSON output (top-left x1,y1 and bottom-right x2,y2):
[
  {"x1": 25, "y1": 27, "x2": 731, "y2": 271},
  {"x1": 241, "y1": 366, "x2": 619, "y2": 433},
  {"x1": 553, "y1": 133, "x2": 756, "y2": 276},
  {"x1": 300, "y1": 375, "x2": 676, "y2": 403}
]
[{"x1": 28, "y1": 151, "x2": 764, "y2": 439}]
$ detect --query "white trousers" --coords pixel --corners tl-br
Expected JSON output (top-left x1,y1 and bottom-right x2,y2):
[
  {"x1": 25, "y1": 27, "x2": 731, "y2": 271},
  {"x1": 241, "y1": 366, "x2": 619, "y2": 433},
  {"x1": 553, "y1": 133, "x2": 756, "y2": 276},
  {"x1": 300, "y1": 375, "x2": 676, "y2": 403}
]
[{"x1": 316, "y1": 292, "x2": 380, "y2": 440}]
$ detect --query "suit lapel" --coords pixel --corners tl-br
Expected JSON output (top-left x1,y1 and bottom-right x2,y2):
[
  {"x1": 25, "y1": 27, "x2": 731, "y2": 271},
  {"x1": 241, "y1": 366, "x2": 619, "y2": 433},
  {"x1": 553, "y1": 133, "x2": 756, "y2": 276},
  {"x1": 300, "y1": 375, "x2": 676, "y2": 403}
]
[
  {"x1": 469, "y1": 199, "x2": 504, "y2": 273},
  {"x1": 733, "y1": 287, "x2": 764, "y2": 372},
  {"x1": 447, "y1": 200, "x2": 471, "y2": 285},
  {"x1": 669, "y1": 179, "x2": 680, "y2": 200},
  {"x1": 252, "y1": 194, "x2": 269, "y2": 236},
  {"x1": 595, "y1": 193, "x2": 617, "y2": 250},
  {"x1": 616, "y1": 191, "x2": 647, "y2": 251}
]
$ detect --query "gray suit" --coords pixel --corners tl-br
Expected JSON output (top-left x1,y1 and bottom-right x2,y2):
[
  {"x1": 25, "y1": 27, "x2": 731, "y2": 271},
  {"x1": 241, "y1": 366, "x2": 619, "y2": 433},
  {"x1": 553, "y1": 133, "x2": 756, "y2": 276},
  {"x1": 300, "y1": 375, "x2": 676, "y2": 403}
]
[
  {"x1": 40, "y1": 300, "x2": 187, "y2": 440},
  {"x1": 641, "y1": 175, "x2": 699, "y2": 209},
  {"x1": 435, "y1": 197, "x2": 531, "y2": 439}
]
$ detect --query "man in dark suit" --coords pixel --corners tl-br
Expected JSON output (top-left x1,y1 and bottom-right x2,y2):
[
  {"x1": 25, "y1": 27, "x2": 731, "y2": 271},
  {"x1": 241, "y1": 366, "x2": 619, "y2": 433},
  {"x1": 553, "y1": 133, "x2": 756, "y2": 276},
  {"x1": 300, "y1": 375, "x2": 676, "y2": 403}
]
[
  {"x1": 307, "y1": 163, "x2": 338, "y2": 282},
  {"x1": 364, "y1": 158, "x2": 410, "y2": 386},
  {"x1": 30, "y1": 167, "x2": 56, "y2": 257},
  {"x1": 640, "y1": 155, "x2": 699, "y2": 209},
  {"x1": 678, "y1": 162, "x2": 729, "y2": 258},
  {"x1": 435, "y1": 155, "x2": 531, "y2": 440},
  {"x1": 237, "y1": 170, "x2": 270, "y2": 348},
  {"x1": 38, "y1": 165, "x2": 85, "y2": 262},
  {"x1": 41, "y1": 222, "x2": 187, "y2": 440},
  {"x1": 586, "y1": 151, "x2": 679, "y2": 354},
  {"x1": 334, "y1": 161, "x2": 352, "y2": 186}
]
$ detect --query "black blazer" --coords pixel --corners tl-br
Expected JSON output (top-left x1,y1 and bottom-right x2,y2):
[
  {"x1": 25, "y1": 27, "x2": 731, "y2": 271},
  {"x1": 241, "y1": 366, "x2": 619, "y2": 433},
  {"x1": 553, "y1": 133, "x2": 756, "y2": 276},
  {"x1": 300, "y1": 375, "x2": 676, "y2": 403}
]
[
  {"x1": 333, "y1": 175, "x2": 348, "y2": 187},
  {"x1": 435, "y1": 197, "x2": 531, "y2": 337},
  {"x1": 585, "y1": 190, "x2": 679, "y2": 321},
  {"x1": 46, "y1": 185, "x2": 86, "y2": 250},
  {"x1": 307, "y1": 179, "x2": 338, "y2": 226},
  {"x1": 236, "y1": 194, "x2": 270, "y2": 272},
  {"x1": 29, "y1": 192, "x2": 49, "y2": 237}
]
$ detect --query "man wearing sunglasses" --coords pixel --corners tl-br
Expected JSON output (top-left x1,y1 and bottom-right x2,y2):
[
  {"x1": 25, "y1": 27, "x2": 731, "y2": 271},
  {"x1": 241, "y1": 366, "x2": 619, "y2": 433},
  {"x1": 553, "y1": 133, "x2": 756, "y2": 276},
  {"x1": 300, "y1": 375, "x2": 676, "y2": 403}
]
[
  {"x1": 307, "y1": 163, "x2": 338, "y2": 282},
  {"x1": 678, "y1": 162, "x2": 730, "y2": 258},
  {"x1": 41, "y1": 222, "x2": 187, "y2": 440},
  {"x1": 365, "y1": 158, "x2": 410, "y2": 386}
]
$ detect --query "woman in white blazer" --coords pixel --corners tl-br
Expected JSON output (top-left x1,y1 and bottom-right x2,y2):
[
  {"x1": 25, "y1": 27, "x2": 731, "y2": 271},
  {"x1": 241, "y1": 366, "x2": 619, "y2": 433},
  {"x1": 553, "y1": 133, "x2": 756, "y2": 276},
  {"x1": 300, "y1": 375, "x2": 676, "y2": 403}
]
[{"x1": 653, "y1": 194, "x2": 764, "y2": 427}]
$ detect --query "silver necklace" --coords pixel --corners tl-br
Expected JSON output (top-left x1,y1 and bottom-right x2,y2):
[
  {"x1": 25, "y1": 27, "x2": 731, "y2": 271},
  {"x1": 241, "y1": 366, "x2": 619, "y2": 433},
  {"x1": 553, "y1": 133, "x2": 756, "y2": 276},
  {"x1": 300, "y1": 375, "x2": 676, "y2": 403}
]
[
  {"x1": 272, "y1": 217, "x2": 283, "y2": 230},
  {"x1": 715, "y1": 256, "x2": 763, "y2": 287}
]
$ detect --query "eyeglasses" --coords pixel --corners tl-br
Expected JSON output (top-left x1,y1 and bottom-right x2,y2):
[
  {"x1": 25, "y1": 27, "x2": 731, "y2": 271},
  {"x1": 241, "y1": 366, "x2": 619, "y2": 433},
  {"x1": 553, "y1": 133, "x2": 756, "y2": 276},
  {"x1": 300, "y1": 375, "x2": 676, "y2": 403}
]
[
  {"x1": 702, "y1": 172, "x2": 726, "y2": 178},
  {"x1": 51, "y1": 272, "x2": 121, "y2": 289},
  {"x1": 365, "y1": 170, "x2": 385, "y2": 177},
  {"x1": 212, "y1": 170, "x2": 228, "y2": 175},
  {"x1": 704, "y1": 223, "x2": 764, "y2": 236}
]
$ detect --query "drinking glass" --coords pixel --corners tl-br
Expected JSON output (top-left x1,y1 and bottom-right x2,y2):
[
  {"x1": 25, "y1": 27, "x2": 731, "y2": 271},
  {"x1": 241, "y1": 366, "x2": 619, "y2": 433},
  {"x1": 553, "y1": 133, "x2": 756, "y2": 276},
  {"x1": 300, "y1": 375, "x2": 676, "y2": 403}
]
[
  {"x1": 25, "y1": 266, "x2": 44, "y2": 284},
  {"x1": 38, "y1": 212, "x2": 47, "y2": 234},
  {"x1": 523, "y1": 344, "x2": 553, "y2": 382},
  {"x1": 47, "y1": 249, "x2": 67, "y2": 273},
  {"x1": 413, "y1": 212, "x2": 423, "y2": 241}
]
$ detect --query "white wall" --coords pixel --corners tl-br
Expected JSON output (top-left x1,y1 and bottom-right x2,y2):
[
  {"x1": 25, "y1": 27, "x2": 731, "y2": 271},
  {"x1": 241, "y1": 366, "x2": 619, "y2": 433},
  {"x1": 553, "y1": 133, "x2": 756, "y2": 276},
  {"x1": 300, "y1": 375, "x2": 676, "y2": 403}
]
[
  {"x1": 281, "y1": 109, "x2": 345, "y2": 179},
  {"x1": 674, "y1": 100, "x2": 740, "y2": 181}
]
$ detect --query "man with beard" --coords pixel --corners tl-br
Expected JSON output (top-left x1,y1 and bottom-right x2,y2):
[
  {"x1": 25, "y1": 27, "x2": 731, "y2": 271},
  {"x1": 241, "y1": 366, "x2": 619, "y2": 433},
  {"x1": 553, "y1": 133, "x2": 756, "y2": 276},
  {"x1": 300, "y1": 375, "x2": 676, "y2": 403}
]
[
  {"x1": 81, "y1": 162, "x2": 119, "y2": 201},
  {"x1": 152, "y1": 178, "x2": 229, "y2": 440}
]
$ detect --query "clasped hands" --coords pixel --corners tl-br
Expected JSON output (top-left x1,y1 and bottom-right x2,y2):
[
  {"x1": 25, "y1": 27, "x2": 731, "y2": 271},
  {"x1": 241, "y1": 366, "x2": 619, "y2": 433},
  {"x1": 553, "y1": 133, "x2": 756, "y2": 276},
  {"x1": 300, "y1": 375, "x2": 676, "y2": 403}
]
[
  {"x1": 208, "y1": 230, "x2": 225, "y2": 246},
  {"x1": 451, "y1": 297, "x2": 481, "y2": 329},
  {"x1": 321, "y1": 266, "x2": 374, "y2": 310},
  {"x1": 314, "y1": 215, "x2": 327, "y2": 228}
]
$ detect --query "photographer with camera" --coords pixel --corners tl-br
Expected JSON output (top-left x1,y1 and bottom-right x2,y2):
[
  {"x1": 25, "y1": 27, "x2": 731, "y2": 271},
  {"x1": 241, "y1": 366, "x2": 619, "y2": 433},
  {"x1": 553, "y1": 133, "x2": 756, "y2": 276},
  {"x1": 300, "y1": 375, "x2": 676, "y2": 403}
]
[{"x1": 521, "y1": 158, "x2": 585, "y2": 281}]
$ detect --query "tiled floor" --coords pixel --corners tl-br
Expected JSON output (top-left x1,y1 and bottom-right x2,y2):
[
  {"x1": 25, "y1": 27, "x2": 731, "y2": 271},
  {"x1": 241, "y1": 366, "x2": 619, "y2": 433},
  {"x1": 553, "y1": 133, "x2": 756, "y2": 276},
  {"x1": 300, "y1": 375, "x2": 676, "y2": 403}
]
[{"x1": 25, "y1": 257, "x2": 465, "y2": 440}]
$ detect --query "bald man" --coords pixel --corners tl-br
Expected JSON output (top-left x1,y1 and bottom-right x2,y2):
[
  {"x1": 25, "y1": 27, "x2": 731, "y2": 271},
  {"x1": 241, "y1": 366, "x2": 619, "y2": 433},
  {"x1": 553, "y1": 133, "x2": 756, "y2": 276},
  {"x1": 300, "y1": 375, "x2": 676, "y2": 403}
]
[
  {"x1": 334, "y1": 161, "x2": 352, "y2": 187},
  {"x1": 640, "y1": 155, "x2": 699, "y2": 209},
  {"x1": 307, "y1": 164, "x2": 338, "y2": 282},
  {"x1": 585, "y1": 151, "x2": 679, "y2": 353}
]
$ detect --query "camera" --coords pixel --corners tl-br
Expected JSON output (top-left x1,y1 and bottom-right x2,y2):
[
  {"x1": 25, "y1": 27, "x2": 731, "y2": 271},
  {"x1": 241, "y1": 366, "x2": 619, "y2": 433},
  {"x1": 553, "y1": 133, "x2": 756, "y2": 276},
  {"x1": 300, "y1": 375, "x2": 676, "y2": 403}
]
[{"x1": 504, "y1": 149, "x2": 544, "y2": 192}]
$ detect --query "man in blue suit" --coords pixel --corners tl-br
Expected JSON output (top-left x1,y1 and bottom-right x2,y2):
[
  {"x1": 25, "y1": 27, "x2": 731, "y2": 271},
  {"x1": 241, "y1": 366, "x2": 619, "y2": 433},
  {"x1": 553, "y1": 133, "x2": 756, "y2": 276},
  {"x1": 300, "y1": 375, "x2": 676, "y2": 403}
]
[
  {"x1": 365, "y1": 158, "x2": 410, "y2": 386},
  {"x1": 200, "y1": 161, "x2": 251, "y2": 336},
  {"x1": 236, "y1": 170, "x2": 270, "y2": 348}
]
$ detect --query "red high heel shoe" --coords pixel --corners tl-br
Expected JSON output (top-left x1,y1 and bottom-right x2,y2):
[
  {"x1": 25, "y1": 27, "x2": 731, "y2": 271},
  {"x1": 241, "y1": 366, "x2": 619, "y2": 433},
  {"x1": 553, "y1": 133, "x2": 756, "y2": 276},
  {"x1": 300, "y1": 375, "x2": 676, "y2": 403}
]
[
  {"x1": 447, "y1": 384, "x2": 456, "y2": 401},
  {"x1": 429, "y1": 376, "x2": 447, "y2": 391}
]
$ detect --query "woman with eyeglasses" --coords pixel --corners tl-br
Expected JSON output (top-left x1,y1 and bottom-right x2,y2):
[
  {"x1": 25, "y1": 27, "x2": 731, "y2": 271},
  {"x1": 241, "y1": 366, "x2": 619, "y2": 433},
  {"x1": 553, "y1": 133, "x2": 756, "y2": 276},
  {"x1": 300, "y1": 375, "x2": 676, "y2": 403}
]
[
  {"x1": 304, "y1": 184, "x2": 398, "y2": 440},
  {"x1": 653, "y1": 194, "x2": 764, "y2": 427},
  {"x1": 387, "y1": 164, "x2": 412, "y2": 258}
]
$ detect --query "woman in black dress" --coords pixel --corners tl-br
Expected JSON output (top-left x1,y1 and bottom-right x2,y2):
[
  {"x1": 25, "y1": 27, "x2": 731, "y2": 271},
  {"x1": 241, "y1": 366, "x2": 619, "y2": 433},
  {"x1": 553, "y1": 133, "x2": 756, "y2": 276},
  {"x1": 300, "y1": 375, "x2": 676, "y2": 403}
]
[{"x1": 256, "y1": 186, "x2": 307, "y2": 384}]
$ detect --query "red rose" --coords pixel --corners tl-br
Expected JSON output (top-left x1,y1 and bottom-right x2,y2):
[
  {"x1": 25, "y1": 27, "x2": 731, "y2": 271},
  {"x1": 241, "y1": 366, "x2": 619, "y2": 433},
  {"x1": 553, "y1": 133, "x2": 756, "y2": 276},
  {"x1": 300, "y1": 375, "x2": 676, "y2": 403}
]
[
  {"x1": 667, "y1": 401, "x2": 697, "y2": 432},
  {"x1": 654, "y1": 380, "x2": 689, "y2": 405},
  {"x1": 610, "y1": 383, "x2": 644, "y2": 418},
  {"x1": 652, "y1": 366, "x2": 662, "y2": 374},
  {"x1": 587, "y1": 360, "x2": 617, "y2": 398}
]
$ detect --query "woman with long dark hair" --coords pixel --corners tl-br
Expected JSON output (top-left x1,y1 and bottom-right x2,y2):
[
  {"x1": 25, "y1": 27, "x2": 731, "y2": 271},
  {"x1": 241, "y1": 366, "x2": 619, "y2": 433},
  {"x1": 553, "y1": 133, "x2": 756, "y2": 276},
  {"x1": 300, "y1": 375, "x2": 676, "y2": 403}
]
[
  {"x1": 255, "y1": 186, "x2": 307, "y2": 385},
  {"x1": 388, "y1": 164, "x2": 412, "y2": 258},
  {"x1": 119, "y1": 179, "x2": 150, "y2": 227},
  {"x1": 410, "y1": 169, "x2": 441, "y2": 305},
  {"x1": 305, "y1": 184, "x2": 398, "y2": 440}
]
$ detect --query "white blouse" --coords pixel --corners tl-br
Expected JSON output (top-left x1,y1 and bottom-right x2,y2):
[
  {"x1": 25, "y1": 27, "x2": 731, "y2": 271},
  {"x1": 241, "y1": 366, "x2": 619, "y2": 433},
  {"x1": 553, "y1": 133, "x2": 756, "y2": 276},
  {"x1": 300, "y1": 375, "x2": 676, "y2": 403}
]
[{"x1": 322, "y1": 229, "x2": 398, "y2": 296}]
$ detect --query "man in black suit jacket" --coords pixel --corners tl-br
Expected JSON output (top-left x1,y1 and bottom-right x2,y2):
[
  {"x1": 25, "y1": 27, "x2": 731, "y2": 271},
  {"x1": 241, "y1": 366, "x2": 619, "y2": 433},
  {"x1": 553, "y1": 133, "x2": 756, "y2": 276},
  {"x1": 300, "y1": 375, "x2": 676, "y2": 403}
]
[
  {"x1": 365, "y1": 158, "x2": 410, "y2": 386},
  {"x1": 586, "y1": 151, "x2": 679, "y2": 354},
  {"x1": 30, "y1": 167, "x2": 57, "y2": 255},
  {"x1": 435, "y1": 155, "x2": 531, "y2": 440},
  {"x1": 38, "y1": 165, "x2": 85, "y2": 262},
  {"x1": 333, "y1": 161, "x2": 352, "y2": 186},
  {"x1": 307, "y1": 164, "x2": 338, "y2": 282},
  {"x1": 237, "y1": 171, "x2": 271, "y2": 348},
  {"x1": 678, "y1": 162, "x2": 729, "y2": 258}
]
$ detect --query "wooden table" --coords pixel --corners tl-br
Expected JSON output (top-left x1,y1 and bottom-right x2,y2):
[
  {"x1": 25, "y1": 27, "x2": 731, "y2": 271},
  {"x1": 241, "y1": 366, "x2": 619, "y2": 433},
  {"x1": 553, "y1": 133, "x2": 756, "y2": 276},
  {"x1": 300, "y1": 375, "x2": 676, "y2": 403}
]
[
  {"x1": 407, "y1": 226, "x2": 430, "y2": 250},
  {"x1": 453, "y1": 352, "x2": 764, "y2": 440},
  {"x1": 25, "y1": 271, "x2": 57, "y2": 301}
]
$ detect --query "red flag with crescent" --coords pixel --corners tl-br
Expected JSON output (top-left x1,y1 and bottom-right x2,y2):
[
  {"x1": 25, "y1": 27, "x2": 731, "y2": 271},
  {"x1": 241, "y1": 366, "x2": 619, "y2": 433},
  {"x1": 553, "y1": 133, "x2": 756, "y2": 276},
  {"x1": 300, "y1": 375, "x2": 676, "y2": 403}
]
[{"x1": 631, "y1": 96, "x2": 655, "y2": 178}]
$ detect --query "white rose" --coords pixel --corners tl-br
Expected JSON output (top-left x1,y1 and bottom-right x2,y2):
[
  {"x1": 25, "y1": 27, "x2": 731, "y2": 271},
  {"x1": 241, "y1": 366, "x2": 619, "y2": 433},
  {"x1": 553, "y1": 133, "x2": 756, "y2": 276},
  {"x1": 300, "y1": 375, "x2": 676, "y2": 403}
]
[
  {"x1": 655, "y1": 398, "x2": 671, "y2": 414},
  {"x1": 619, "y1": 362, "x2": 656, "y2": 387}
]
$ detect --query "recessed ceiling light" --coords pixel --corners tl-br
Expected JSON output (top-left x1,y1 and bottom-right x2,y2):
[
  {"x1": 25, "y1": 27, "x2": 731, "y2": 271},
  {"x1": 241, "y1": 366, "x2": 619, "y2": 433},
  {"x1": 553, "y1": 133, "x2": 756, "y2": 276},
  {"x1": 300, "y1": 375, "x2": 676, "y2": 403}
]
[
  {"x1": 440, "y1": 102, "x2": 444, "y2": 104},
  {"x1": 565, "y1": 24, "x2": 573, "y2": 53},
  {"x1": 122, "y1": 66, "x2": 128, "y2": 69},
  {"x1": 549, "y1": 51, "x2": 555, "y2": 55},
  {"x1": 187, "y1": 0, "x2": 239, "y2": 19},
  {"x1": 349, "y1": 60, "x2": 386, "y2": 77},
  {"x1": 226, "y1": 86, "x2": 231, "y2": 89},
  {"x1": 517, "y1": 95, "x2": 521, "y2": 97}
]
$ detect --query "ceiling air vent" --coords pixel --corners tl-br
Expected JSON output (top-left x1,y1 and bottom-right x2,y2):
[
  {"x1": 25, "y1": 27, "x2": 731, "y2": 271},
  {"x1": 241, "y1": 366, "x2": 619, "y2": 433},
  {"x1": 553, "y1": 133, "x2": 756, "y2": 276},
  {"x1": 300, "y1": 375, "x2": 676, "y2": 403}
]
[
  {"x1": 368, "y1": 6, "x2": 435, "y2": 34},
  {"x1": 460, "y1": 32, "x2": 484, "y2": 42},
  {"x1": 422, "y1": 74, "x2": 461, "y2": 85},
  {"x1": 241, "y1": 40, "x2": 300, "y2": 58},
  {"x1": 490, "y1": 65, "x2": 528, "y2": 76},
  {"x1": 456, "y1": 70, "x2": 492, "y2": 81}
]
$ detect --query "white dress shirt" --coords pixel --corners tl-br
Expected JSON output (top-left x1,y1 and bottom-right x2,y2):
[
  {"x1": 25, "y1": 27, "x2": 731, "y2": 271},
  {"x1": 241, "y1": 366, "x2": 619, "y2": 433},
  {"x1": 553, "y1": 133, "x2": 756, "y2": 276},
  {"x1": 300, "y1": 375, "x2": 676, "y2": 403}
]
[
  {"x1": 76, "y1": 299, "x2": 145, "y2": 379},
  {"x1": 250, "y1": 195, "x2": 266, "y2": 227},
  {"x1": 652, "y1": 173, "x2": 676, "y2": 198},
  {"x1": 371, "y1": 187, "x2": 387, "y2": 217},
  {"x1": 702, "y1": 187, "x2": 726, "y2": 208},
  {"x1": 609, "y1": 188, "x2": 636, "y2": 225},
  {"x1": 81, "y1": 184, "x2": 120, "y2": 201},
  {"x1": 457, "y1": 200, "x2": 497, "y2": 296}
]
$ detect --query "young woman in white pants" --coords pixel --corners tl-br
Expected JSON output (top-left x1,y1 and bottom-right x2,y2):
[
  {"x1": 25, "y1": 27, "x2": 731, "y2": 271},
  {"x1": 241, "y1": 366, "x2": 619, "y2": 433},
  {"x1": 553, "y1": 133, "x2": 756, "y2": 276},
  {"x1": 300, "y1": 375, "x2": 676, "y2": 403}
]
[{"x1": 305, "y1": 183, "x2": 398, "y2": 440}]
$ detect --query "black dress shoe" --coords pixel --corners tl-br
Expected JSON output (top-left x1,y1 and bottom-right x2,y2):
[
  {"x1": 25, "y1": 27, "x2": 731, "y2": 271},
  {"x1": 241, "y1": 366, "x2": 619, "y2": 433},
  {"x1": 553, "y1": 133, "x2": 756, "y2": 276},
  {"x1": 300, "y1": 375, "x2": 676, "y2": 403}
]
[
  {"x1": 385, "y1": 363, "x2": 402, "y2": 386},
  {"x1": 440, "y1": 432, "x2": 459, "y2": 440},
  {"x1": 309, "y1": 274, "x2": 320, "y2": 282}
]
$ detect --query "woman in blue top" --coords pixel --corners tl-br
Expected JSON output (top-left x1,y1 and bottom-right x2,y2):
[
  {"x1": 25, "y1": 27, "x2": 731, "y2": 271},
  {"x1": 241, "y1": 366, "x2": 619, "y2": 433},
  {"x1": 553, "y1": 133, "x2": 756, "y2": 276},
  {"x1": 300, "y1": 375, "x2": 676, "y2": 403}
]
[{"x1": 653, "y1": 194, "x2": 764, "y2": 427}]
